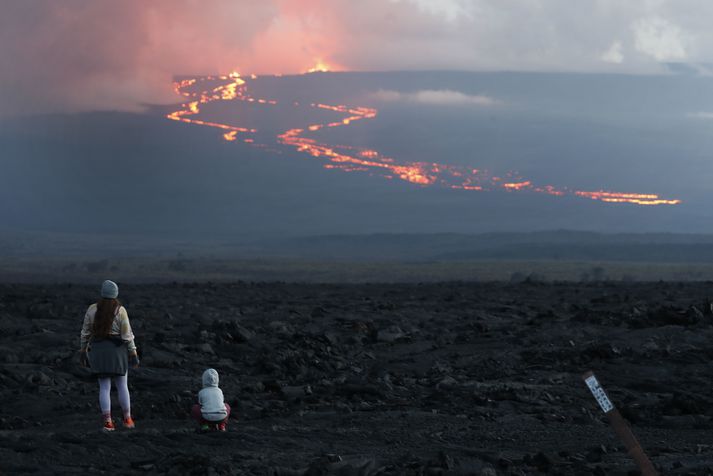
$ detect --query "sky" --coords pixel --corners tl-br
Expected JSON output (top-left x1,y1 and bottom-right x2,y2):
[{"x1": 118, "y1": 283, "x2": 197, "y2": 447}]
[
  {"x1": 2, "y1": 0, "x2": 713, "y2": 241},
  {"x1": 3, "y1": 0, "x2": 713, "y2": 116}
]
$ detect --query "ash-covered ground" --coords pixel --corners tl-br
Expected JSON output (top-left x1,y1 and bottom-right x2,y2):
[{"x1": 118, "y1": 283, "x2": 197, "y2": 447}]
[{"x1": 1, "y1": 281, "x2": 713, "y2": 475}]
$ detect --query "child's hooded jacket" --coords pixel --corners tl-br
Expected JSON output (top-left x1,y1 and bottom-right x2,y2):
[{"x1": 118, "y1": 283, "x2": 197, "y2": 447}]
[{"x1": 199, "y1": 368, "x2": 228, "y2": 421}]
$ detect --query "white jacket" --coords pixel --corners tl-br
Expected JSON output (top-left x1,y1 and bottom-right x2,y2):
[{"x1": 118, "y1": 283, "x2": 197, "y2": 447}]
[
  {"x1": 80, "y1": 304, "x2": 137, "y2": 353},
  {"x1": 198, "y1": 369, "x2": 228, "y2": 421}
]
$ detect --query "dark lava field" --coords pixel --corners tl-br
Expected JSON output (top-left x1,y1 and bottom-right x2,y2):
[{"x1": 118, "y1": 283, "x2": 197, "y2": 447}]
[{"x1": 2, "y1": 281, "x2": 713, "y2": 475}]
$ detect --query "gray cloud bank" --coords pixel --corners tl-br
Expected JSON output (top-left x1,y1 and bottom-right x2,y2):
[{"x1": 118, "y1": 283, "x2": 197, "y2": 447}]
[{"x1": 3, "y1": 0, "x2": 713, "y2": 115}]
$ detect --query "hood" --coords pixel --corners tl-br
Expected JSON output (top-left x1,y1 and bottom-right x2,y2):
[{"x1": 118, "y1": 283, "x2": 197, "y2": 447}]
[{"x1": 202, "y1": 368, "x2": 219, "y2": 387}]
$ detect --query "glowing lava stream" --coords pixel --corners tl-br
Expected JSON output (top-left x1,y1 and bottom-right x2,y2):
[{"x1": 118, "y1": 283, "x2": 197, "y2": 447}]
[{"x1": 167, "y1": 73, "x2": 681, "y2": 206}]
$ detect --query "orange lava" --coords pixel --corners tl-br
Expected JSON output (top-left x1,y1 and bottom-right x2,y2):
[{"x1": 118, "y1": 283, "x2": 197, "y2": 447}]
[
  {"x1": 502, "y1": 181, "x2": 532, "y2": 191},
  {"x1": 166, "y1": 73, "x2": 681, "y2": 206},
  {"x1": 575, "y1": 191, "x2": 681, "y2": 206},
  {"x1": 306, "y1": 59, "x2": 337, "y2": 74}
]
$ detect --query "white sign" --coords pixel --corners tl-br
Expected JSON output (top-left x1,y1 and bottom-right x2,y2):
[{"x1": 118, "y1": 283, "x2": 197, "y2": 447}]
[{"x1": 584, "y1": 374, "x2": 614, "y2": 413}]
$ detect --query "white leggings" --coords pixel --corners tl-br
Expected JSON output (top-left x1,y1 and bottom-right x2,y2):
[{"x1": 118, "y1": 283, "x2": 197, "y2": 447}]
[{"x1": 98, "y1": 373, "x2": 131, "y2": 417}]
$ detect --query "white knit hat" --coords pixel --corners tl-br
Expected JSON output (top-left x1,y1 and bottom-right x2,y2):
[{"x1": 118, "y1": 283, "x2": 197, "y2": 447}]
[{"x1": 101, "y1": 280, "x2": 119, "y2": 299}]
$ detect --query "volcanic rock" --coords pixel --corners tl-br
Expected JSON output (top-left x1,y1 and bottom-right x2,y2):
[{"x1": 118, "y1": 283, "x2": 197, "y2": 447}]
[
  {"x1": 0, "y1": 282, "x2": 711, "y2": 474},
  {"x1": 376, "y1": 325, "x2": 406, "y2": 343}
]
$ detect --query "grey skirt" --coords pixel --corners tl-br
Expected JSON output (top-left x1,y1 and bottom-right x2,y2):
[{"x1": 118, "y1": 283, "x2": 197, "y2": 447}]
[{"x1": 88, "y1": 338, "x2": 128, "y2": 377}]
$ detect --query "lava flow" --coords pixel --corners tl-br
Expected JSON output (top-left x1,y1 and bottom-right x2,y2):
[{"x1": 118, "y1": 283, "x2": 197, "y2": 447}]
[{"x1": 167, "y1": 72, "x2": 681, "y2": 206}]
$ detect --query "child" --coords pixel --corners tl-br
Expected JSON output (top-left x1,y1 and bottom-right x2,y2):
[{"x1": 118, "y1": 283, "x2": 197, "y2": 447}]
[{"x1": 192, "y1": 368, "x2": 231, "y2": 432}]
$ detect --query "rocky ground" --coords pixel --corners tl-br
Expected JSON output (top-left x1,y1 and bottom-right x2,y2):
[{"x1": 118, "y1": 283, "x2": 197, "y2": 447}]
[{"x1": 1, "y1": 281, "x2": 713, "y2": 475}]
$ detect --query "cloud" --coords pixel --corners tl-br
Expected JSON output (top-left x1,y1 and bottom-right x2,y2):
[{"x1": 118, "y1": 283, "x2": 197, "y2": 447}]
[
  {"x1": 0, "y1": 1, "x2": 281, "y2": 115},
  {"x1": 372, "y1": 89, "x2": 500, "y2": 107},
  {"x1": 391, "y1": 0, "x2": 471, "y2": 22},
  {"x1": 633, "y1": 17, "x2": 688, "y2": 61},
  {"x1": 687, "y1": 112, "x2": 713, "y2": 120},
  {"x1": 5, "y1": 1, "x2": 713, "y2": 115},
  {"x1": 601, "y1": 41, "x2": 624, "y2": 64}
]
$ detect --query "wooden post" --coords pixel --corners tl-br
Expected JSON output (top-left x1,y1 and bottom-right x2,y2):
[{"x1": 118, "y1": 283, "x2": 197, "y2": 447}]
[{"x1": 582, "y1": 371, "x2": 659, "y2": 476}]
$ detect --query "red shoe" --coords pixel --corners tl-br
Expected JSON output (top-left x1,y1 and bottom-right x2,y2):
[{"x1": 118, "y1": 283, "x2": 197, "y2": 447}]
[
  {"x1": 123, "y1": 417, "x2": 135, "y2": 429},
  {"x1": 217, "y1": 422, "x2": 226, "y2": 432},
  {"x1": 103, "y1": 420, "x2": 115, "y2": 432}
]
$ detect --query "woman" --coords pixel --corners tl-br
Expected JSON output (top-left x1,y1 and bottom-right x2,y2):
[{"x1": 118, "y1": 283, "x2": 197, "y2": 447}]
[{"x1": 79, "y1": 280, "x2": 140, "y2": 431}]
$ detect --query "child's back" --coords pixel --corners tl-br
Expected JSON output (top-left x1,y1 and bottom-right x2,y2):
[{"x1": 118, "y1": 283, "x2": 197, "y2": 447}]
[{"x1": 192, "y1": 368, "x2": 230, "y2": 431}]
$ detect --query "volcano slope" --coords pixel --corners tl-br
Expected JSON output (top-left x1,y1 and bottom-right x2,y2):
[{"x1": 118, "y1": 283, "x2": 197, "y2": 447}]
[{"x1": 1, "y1": 281, "x2": 713, "y2": 475}]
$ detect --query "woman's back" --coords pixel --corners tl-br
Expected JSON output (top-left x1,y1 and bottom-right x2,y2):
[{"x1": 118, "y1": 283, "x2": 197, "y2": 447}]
[
  {"x1": 78, "y1": 280, "x2": 139, "y2": 431},
  {"x1": 80, "y1": 302, "x2": 136, "y2": 352}
]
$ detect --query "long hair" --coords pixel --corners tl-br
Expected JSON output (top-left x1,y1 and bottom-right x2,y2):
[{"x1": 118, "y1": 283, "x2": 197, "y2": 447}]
[{"x1": 92, "y1": 298, "x2": 121, "y2": 338}]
